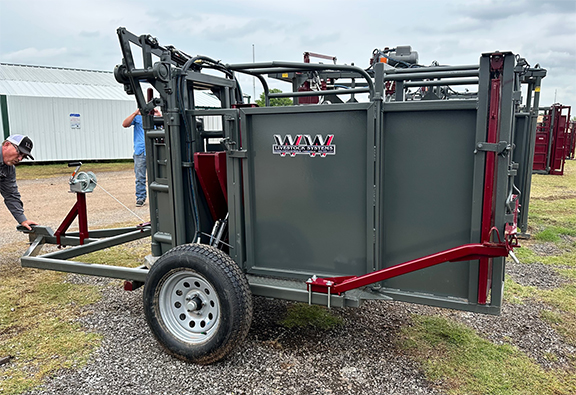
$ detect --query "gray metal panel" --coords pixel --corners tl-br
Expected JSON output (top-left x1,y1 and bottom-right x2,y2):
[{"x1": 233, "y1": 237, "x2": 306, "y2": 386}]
[
  {"x1": 379, "y1": 107, "x2": 478, "y2": 298},
  {"x1": 242, "y1": 104, "x2": 372, "y2": 278}
]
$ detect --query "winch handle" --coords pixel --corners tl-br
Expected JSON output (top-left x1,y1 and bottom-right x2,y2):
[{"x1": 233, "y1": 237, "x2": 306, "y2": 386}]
[{"x1": 67, "y1": 161, "x2": 83, "y2": 183}]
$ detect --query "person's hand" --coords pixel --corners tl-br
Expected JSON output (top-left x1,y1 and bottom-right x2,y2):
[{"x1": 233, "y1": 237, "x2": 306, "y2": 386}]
[
  {"x1": 20, "y1": 219, "x2": 38, "y2": 231},
  {"x1": 135, "y1": 109, "x2": 141, "y2": 115}
]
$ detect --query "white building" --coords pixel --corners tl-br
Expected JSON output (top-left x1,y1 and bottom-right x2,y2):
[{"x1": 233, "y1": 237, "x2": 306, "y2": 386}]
[{"x1": 0, "y1": 63, "x2": 221, "y2": 162}]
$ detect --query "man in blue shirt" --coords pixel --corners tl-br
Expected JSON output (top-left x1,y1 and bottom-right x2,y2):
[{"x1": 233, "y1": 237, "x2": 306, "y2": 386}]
[{"x1": 123, "y1": 109, "x2": 148, "y2": 207}]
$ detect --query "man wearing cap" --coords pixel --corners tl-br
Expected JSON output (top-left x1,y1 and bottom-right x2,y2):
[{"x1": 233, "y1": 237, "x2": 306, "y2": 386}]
[{"x1": 1, "y1": 134, "x2": 38, "y2": 230}]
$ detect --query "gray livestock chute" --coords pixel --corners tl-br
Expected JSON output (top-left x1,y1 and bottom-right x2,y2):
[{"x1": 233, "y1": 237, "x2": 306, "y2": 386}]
[{"x1": 20, "y1": 28, "x2": 546, "y2": 364}]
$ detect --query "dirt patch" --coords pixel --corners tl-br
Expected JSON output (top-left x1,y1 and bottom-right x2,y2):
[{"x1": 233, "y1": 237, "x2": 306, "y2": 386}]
[{"x1": 1, "y1": 170, "x2": 150, "y2": 249}]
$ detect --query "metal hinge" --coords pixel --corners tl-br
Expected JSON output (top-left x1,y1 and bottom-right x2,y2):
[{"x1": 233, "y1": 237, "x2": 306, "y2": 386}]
[{"x1": 474, "y1": 141, "x2": 511, "y2": 155}]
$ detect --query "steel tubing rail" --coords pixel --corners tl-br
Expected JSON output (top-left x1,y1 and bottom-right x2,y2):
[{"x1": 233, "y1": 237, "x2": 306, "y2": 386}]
[
  {"x1": 269, "y1": 87, "x2": 370, "y2": 98},
  {"x1": 21, "y1": 256, "x2": 149, "y2": 282},
  {"x1": 383, "y1": 64, "x2": 478, "y2": 74},
  {"x1": 39, "y1": 228, "x2": 151, "y2": 261},
  {"x1": 228, "y1": 61, "x2": 375, "y2": 97},
  {"x1": 384, "y1": 69, "x2": 479, "y2": 81},
  {"x1": 403, "y1": 78, "x2": 479, "y2": 87}
]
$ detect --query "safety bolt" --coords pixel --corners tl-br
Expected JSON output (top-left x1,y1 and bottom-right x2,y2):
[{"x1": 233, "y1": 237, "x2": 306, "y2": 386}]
[{"x1": 326, "y1": 281, "x2": 334, "y2": 309}]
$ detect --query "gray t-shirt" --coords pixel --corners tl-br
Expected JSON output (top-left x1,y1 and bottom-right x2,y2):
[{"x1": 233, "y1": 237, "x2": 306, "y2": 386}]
[{"x1": 0, "y1": 148, "x2": 27, "y2": 224}]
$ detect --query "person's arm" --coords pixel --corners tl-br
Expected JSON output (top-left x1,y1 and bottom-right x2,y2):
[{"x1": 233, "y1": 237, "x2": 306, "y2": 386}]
[
  {"x1": 0, "y1": 166, "x2": 36, "y2": 229},
  {"x1": 122, "y1": 109, "x2": 140, "y2": 128}
]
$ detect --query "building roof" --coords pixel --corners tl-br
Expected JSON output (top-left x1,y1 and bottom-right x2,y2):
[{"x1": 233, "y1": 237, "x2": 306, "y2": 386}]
[{"x1": 0, "y1": 63, "x2": 221, "y2": 107}]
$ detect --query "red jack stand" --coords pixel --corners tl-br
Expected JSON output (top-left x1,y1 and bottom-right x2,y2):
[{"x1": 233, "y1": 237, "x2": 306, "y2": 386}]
[{"x1": 55, "y1": 193, "x2": 89, "y2": 246}]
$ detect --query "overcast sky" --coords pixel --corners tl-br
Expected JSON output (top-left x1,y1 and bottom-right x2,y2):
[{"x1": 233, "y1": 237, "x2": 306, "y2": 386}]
[{"x1": 1, "y1": 0, "x2": 575, "y2": 108}]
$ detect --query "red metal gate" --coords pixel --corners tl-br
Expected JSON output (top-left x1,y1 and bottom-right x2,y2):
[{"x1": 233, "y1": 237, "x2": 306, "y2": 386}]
[{"x1": 532, "y1": 104, "x2": 571, "y2": 175}]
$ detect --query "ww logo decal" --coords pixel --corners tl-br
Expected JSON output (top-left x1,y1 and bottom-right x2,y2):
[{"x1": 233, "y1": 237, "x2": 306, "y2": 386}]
[{"x1": 272, "y1": 134, "x2": 336, "y2": 157}]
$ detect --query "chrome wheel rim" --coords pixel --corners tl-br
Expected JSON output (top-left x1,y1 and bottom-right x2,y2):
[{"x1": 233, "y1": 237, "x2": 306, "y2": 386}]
[{"x1": 158, "y1": 270, "x2": 220, "y2": 344}]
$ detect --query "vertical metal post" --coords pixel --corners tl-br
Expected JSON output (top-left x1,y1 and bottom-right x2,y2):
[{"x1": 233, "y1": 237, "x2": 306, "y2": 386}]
[
  {"x1": 517, "y1": 73, "x2": 544, "y2": 233},
  {"x1": 478, "y1": 53, "x2": 504, "y2": 305},
  {"x1": 77, "y1": 193, "x2": 89, "y2": 245},
  {"x1": 394, "y1": 81, "x2": 405, "y2": 102}
]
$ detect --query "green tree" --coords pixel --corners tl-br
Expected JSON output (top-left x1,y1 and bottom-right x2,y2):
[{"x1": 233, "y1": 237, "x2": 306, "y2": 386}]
[{"x1": 256, "y1": 88, "x2": 293, "y2": 107}]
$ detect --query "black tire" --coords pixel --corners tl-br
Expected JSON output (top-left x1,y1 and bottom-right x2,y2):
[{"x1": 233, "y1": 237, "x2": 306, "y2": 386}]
[{"x1": 143, "y1": 244, "x2": 253, "y2": 364}]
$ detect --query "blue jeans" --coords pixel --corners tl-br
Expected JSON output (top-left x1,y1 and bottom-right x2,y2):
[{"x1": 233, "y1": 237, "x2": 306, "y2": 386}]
[{"x1": 134, "y1": 153, "x2": 147, "y2": 201}]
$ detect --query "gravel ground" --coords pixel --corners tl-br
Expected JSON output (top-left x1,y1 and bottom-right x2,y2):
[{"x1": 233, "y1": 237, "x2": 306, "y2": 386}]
[{"x1": 2, "y1": 171, "x2": 574, "y2": 394}]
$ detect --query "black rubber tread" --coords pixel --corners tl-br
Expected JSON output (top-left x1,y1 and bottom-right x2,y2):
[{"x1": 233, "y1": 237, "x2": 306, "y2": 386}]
[{"x1": 143, "y1": 244, "x2": 253, "y2": 364}]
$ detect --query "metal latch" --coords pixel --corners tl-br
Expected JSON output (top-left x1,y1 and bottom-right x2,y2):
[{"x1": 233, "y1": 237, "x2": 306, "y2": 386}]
[
  {"x1": 474, "y1": 141, "x2": 511, "y2": 155},
  {"x1": 221, "y1": 137, "x2": 248, "y2": 159}
]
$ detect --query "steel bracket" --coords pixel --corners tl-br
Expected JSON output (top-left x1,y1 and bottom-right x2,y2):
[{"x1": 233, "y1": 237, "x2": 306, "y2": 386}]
[
  {"x1": 228, "y1": 150, "x2": 248, "y2": 159},
  {"x1": 474, "y1": 141, "x2": 510, "y2": 155}
]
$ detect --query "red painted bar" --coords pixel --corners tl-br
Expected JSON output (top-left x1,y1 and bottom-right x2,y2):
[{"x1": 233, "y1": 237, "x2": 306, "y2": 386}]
[
  {"x1": 307, "y1": 243, "x2": 509, "y2": 295},
  {"x1": 478, "y1": 54, "x2": 504, "y2": 304}
]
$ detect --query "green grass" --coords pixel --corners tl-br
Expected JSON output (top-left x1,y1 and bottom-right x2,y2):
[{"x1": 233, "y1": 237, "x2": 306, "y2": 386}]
[
  {"x1": 0, "y1": 230, "x2": 149, "y2": 394},
  {"x1": 15, "y1": 160, "x2": 133, "y2": 180},
  {"x1": 80, "y1": 240, "x2": 149, "y2": 268},
  {"x1": 503, "y1": 277, "x2": 538, "y2": 304},
  {"x1": 0, "y1": 248, "x2": 103, "y2": 395},
  {"x1": 533, "y1": 226, "x2": 576, "y2": 242},
  {"x1": 557, "y1": 267, "x2": 576, "y2": 281},
  {"x1": 503, "y1": 278, "x2": 576, "y2": 347},
  {"x1": 527, "y1": 161, "x2": 576, "y2": 231},
  {"x1": 399, "y1": 315, "x2": 576, "y2": 395},
  {"x1": 398, "y1": 160, "x2": 576, "y2": 394},
  {"x1": 540, "y1": 308, "x2": 576, "y2": 347},
  {"x1": 279, "y1": 303, "x2": 343, "y2": 330}
]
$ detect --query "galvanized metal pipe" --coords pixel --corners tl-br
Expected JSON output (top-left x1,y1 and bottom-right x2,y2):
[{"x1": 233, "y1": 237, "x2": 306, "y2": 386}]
[
  {"x1": 269, "y1": 87, "x2": 370, "y2": 98},
  {"x1": 383, "y1": 64, "x2": 478, "y2": 74},
  {"x1": 40, "y1": 228, "x2": 150, "y2": 261},
  {"x1": 21, "y1": 256, "x2": 149, "y2": 282},
  {"x1": 385, "y1": 69, "x2": 479, "y2": 81},
  {"x1": 403, "y1": 78, "x2": 479, "y2": 87},
  {"x1": 228, "y1": 61, "x2": 374, "y2": 96}
]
